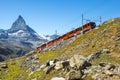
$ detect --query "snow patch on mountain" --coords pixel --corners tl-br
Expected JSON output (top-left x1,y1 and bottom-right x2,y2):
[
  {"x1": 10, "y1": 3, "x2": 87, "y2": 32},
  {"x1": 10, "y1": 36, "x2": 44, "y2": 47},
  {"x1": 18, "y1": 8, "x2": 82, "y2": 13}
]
[
  {"x1": 8, "y1": 30, "x2": 29, "y2": 37},
  {"x1": 39, "y1": 34, "x2": 60, "y2": 41},
  {"x1": 39, "y1": 34, "x2": 51, "y2": 41}
]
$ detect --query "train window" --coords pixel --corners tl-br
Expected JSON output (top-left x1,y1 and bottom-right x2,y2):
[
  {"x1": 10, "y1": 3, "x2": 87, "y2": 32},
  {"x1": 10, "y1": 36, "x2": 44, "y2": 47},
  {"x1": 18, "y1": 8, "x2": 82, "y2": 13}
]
[
  {"x1": 80, "y1": 28, "x2": 82, "y2": 30},
  {"x1": 76, "y1": 28, "x2": 79, "y2": 31},
  {"x1": 91, "y1": 23, "x2": 96, "y2": 27},
  {"x1": 88, "y1": 23, "x2": 90, "y2": 26},
  {"x1": 83, "y1": 25, "x2": 87, "y2": 28},
  {"x1": 70, "y1": 31, "x2": 73, "y2": 34},
  {"x1": 83, "y1": 26, "x2": 85, "y2": 28}
]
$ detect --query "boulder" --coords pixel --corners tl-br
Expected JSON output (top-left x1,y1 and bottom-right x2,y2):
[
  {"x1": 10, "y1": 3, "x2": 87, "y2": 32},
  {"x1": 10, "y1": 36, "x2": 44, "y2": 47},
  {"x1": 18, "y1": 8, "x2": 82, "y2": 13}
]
[
  {"x1": 51, "y1": 77, "x2": 65, "y2": 80},
  {"x1": 0, "y1": 63, "x2": 8, "y2": 68},
  {"x1": 49, "y1": 60, "x2": 55, "y2": 66},
  {"x1": 69, "y1": 54, "x2": 87, "y2": 69},
  {"x1": 50, "y1": 59, "x2": 59, "y2": 66},
  {"x1": 66, "y1": 70, "x2": 82, "y2": 80},
  {"x1": 103, "y1": 70, "x2": 114, "y2": 75},
  {"x1": 26, "y1": 56, "x2": 33, "y2": 61},
  {"x1": 31, "y1": 78, "x2": 37, "y2": 80},
  {"x1": 101, "y1": 49, "x2": 110, "y2": 54},
  {"x1": 103, "y1": 64, "x2": 116, "y2": 70},
  {"x1": 87, "y1": 49, "x2": 110, "y2": 61},
  {"x1": 54, "y1": 61, "x2": 63, "y2": 70},
  {"x1": 99, "y1": 62, "x2": 107, "y2": 67},
  {"x1": 33, "y1": 54, "x2": 39, "y2": 60},
  {"x1": 46, "y1": 59, "x2": 59, "y2": 66},
  {"x1": 40, "y1": 64, "x2": 46, "y2": 69},
  {"x1": 92, "y1": 70, "x2": 120, "y2": 80},
  {"x1": 44, "y1": 65, "x2": 54, "y2": 74},
  {"x1": 54, "y1": 60, "x2": 69, "y2": 70},
  {"x1": 69, "y1": 57, "x2": 75, "y2": 68},
  {"x1": 86, "y1": 51, "x2": 102, "y2": 61},
  {"x1": 81, "y1": 61, "x2": 92, "y2": 69},
  {"x1": 62, "y1": 60, "x2": 69, "y2": 68},
  {"x1": 91, "y1": 64, "x2": 120, "y2": 80}
]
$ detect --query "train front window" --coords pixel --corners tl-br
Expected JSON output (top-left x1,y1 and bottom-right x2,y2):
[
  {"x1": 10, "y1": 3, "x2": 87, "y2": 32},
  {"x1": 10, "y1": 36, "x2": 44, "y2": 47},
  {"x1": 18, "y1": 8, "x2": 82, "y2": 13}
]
[{"x1": 92, "y1": 23, "x2": 96, "y2": 27}]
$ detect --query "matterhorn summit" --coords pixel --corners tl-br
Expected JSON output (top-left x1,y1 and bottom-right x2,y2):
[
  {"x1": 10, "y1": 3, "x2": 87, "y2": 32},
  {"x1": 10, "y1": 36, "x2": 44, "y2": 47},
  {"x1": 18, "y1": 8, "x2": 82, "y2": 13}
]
[{"x1": 7, "y1": 15, "x2": 43, "y2": 41}]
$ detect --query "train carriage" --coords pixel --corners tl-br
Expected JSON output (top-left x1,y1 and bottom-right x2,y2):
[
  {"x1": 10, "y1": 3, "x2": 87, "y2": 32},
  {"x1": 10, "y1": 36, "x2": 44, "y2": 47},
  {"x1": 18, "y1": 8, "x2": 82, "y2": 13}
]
[{"x1": 62, "y1": 33, "x2": 69, "y2": 40}]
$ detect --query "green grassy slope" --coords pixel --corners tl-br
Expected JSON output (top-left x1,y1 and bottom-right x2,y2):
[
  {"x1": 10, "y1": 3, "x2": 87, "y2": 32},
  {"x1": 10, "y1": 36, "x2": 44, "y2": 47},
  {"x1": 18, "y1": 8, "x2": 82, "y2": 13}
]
[{"x1": 0, "y1": 18, "x2": 120, "y2": 80}]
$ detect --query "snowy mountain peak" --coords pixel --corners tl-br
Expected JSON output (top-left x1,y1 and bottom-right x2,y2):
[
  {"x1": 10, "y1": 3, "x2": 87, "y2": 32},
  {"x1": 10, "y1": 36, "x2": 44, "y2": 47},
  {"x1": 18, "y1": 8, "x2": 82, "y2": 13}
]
[
  {"x1": 18, "y1": 15, "x2": 23, "y2": 19},
  {"x1": 6, "y1": 15, "x2": 46, "y2": 41},
  {"x1": 8, "y1": 15, "x2": 27, "y2": 33}
]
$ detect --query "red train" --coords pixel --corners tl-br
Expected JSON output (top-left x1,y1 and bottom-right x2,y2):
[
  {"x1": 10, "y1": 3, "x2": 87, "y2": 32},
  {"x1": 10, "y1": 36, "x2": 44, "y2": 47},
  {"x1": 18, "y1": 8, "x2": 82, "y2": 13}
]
[{"x1": 36, "y1": 22, "x2": 96, "y2": 52}]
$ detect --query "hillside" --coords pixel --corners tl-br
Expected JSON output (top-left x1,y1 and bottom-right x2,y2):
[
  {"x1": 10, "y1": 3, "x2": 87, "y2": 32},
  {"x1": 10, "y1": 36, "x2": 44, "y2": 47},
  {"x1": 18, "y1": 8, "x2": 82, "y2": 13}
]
[{"x1": 0, "y1": 18, "x2": 120, "y2": 80}]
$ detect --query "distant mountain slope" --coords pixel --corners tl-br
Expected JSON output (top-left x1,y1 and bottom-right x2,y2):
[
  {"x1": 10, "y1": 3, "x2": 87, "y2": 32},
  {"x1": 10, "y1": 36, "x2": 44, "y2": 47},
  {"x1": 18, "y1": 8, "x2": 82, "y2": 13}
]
[
  {"x1": 0, "y1": 46, "x2": 17, "y2": 62},
  {"x1": 0, "y1": 29, "x2": 8, "y2": 39}
]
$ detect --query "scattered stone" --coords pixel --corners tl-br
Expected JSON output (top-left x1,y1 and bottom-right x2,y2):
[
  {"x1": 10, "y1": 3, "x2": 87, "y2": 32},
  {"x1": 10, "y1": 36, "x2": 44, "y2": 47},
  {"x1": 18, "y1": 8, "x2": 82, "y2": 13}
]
[
  {"x1": 49, "y1": 60, "x2": 54, "y2": 66},
  {"x1": 89, "y1": 63, "x2": 120, "y2": 80},
  {"x1": 26, "y1": 56, "x2": 33, "y2": 61},
  {"x1": 92, "y1": 69, "x2": 120, "y2": 80},
  {"x1": 51, "y1": 77, "x2": 65, "y2": 80},
  {"x1": 46, "y1": 61, "x2": 50, "y2": 66},
  {"x1": 81, "y1": 61, "x2": 92, "y2": 70},
  {"x1": 66, "y1": 70, "x2": 82, "y2": 80},
  {"x1": 50, "y1": 59, "x2": 59, "y2": 66},
  {"x1": 23, "y1": 49, "x2": 119, "y2": 80},
  {"x1": 54, "y1": 61, "x2": 63, "y2": 70},
  {"x1": 102, "y1": 49, "x2": 110, "y2": 54},
  {"x1": 33, "y1": 54, "x2": 39, "y2": 60},
  {"x1": 103, "y1": 70, "x2": 114, "y2": 75},
  {"x1": 87, "y1": 49, "x2": 110, "y2": 62},
  {"x1": 83, "y1": 68, "x2": 93, "y2": 76},
  {"x1": 61, "y1": 60, "x2": 69, "y2": 68},
  {"x1": 86, "y1": 51, "x2": 102, "y2": 61},
  {"x1": 115, "y1": 36, "x2": 120, "y2": 41},
  {"x1": 40, "y1": 64, "x2": 46, "y2": 69},
  {"x1": 44, "y1": 65, "x2": 54, "y2": 74},
  {"x1": 46, "y1": 59, "x2": 59, "y2": 66},
  {"x1": 102, "y1": 64, "x2": 116, "y2": 71},
  {"x1": 69, "y1": 57, "x2": 75, "y2": 68},
  {"x1": 99, "y1": 62, "x2": 107, "y2": 67},
  {"x1": 0, "y1": 63, "x2": 8, "y2": 68},
  {"x1": 69, "y1": 54, "x2": 86, "y2": 69},
  {"x1": 31, "y1": 78, "x2": 37, "y2": 80},
  {"x1": 108, "y1": 64, "x2": 116, "y2": 70}
]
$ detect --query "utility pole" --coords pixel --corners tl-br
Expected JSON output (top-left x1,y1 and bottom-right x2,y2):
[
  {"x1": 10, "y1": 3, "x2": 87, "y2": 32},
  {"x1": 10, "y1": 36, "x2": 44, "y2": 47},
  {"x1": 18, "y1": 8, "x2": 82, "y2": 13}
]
[
  {"x1": 82, "y1": 14, "x2": 83, "y2": 26},
  {"x1": 81, "y1": 14, "x2": 84, "y2": 34}
]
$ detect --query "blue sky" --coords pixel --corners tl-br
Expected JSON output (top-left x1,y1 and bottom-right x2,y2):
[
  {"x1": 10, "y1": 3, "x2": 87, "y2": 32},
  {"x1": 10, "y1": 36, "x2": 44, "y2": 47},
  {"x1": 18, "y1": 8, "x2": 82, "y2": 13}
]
[{"x1": 0, "y1": 0, "x2": 120, "y2": 35}]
